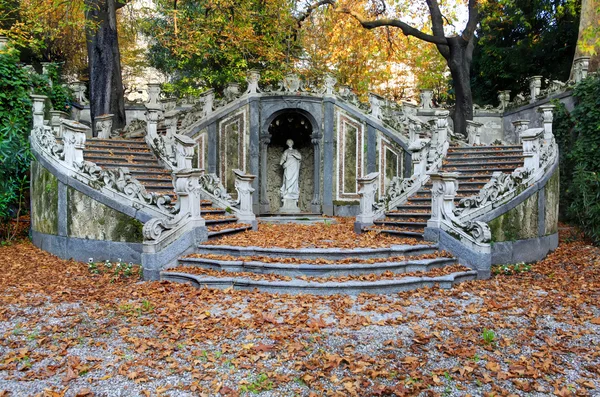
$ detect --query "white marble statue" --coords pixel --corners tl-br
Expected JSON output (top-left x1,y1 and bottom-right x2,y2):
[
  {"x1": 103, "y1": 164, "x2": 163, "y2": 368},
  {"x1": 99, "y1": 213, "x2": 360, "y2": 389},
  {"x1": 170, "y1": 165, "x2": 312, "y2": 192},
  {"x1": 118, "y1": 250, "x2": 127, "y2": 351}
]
[{"x1": 280, "y1": 139, "x2": 302, "y2": 212}]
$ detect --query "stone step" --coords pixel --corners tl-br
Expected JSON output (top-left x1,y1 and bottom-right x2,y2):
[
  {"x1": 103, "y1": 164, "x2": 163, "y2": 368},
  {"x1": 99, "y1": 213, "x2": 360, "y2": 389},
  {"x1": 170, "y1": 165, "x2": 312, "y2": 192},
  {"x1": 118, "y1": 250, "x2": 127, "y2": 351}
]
[
  {"x1": 194, "y1": 243, "x2": 439, "y2": 260},
  {"x1": 441, "y1": 167, "x2": 517, "y2": 173},
  {"x1": 203, "y1": 209, "x2": 228, "y2": 215},
  {"x1": 418, "y1": 187, "x2": 481, "y2": 195},
  {"x1": 207, "y1": 225, "x2": 253, "y2": 239},
  {"x1": 375, "y1": 229, "x2": 425, "y2": 240},
  {"x1": 447, "y1": 145, "x2": 521, "y2": 153},
  {"x1": 447, "y1": 149, "x2": 523, "y2": 157},
  {"x1": 205, "y1": 217, "x2": 237, "y2": 225},
  {"x1": 444, "y1": 160, "x2": 523, "y2": 168},
  {"x1": 133, "y1": 176, "x2": 173, "y2": 184},
  {"x1": 93, "y1": 162, "x2": 166, "y2": 171},
  {"x1": 395, "y1": 204, "x2": 432, "y2": 211},
  {"x1": 84, "y1": 149, "x2": 154, "y2": 157},
  {"x1": 88, "y1": 138, "x2": 147, "y2": 145},
  {"x1": 385, "y1": 212, "x2": 431, "y2": 219},
  {"x1": 374, "y1": 220, "x2": 427, "y2": 229},
  {"x1": 85, "y1": 155, "x2": 160, "y2": 164},
  {"x1": 446, "y1": 154, "x2": 524, "y2": 162},
  {"x1": 159, "y1": 268, "x2": 477, "y2": 295},
  {"x1": 85, "y1": 142, "x2": 151, "y2": 151},
  {"x1": 175, "y1": 255, "x2": 456, "y2": 277}
]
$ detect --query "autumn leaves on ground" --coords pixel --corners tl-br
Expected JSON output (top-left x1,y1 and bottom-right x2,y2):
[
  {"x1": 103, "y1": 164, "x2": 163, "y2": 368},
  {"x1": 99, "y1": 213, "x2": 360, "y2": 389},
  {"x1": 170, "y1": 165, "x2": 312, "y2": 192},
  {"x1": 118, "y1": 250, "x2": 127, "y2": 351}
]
[{"x1": 0, "y1": 225, "x2": 599, "y2": 397}]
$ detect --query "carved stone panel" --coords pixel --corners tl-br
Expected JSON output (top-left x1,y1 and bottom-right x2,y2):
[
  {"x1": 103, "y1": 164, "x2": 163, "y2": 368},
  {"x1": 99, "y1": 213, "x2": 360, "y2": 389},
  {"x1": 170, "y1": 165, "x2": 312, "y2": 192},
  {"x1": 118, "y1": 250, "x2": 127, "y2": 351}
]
[
  {"x1": 336, "y1": 112, "x2": 364, "y2": 200},
  {"x1": 218, "y1": 109, "x2": 247, "y2": 194}
]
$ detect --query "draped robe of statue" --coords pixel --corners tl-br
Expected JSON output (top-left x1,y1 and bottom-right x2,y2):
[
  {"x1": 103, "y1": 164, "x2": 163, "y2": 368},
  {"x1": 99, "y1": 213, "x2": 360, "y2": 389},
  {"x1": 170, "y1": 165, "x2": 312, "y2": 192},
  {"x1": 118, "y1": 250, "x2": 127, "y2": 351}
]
[{"x1": 279, "y1": 139, "x2": 302, "y2": 212}]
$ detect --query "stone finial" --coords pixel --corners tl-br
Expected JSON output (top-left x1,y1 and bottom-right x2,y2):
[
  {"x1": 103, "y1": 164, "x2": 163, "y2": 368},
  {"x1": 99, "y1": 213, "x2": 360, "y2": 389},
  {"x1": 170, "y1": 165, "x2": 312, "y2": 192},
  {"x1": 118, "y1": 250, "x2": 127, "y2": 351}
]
[
  {"x1": 146, "y1": 82, "x2": 162, "y2": 109},
  {"x1": 434, "y1": 109, "x2": 450, "y2": 147},
  {"x1": 0, "y1": 35, "x2": 8, "y2": 50},
  {"x1": 573, "y1": 56, "x2": 591, "y2": 83},
  {"x1": 324, "y1": 75, "x2": 337, "y2": 95},
  {"x1": 246, "y1": 69, "x2": 261, "y2": 95},
  {"x1": 356, "y1": 172, "x2": 380, "y2": 225},
  {"x1": 521, "y1": 128, "x2": 544, "y2": 171},
  {"x1": 173, "y1": 133, "x2": 196, "y2": 170},
  {"x1": 538, "y1": 104, "x2": 555, "y2": 140},
  {"x1": 497, "y1": 90, "x2": 511, "y2": 110},
  {"x1": 420, "y1": 89, "x2": 433, "y2": 110},
  {"x1": 529, "y1": 76, "x2": 542, "y2": 103},
  {"x1": 233, "y1": 169, "x2": 256, "y2": 223},
  {"x1": 61, "y1": 119, "x2": 90, "y2": 166},
  {"x1": 31, "y1": 94, "x2": 48, "y2": 128},
  {"x1": 201, "y1": 89, "x2": 214, "y2": 116},
  {"x1": 369, "y1": 93, "x2": 384, "y2": 120},
  {"x1": 95, "y1": 114, "x2": 114, "y2": 139},
  {"x1": 466, "y1": 120, "x2": 483, "y2": 146}
]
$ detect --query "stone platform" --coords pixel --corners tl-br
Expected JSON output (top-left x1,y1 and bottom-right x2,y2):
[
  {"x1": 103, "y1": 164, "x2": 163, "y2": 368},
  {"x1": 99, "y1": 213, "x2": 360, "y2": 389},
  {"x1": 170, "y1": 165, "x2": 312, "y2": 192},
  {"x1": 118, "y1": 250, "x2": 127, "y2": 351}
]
[{"x1": 257, "y1": 213, "x2": 334, "y2": 225}]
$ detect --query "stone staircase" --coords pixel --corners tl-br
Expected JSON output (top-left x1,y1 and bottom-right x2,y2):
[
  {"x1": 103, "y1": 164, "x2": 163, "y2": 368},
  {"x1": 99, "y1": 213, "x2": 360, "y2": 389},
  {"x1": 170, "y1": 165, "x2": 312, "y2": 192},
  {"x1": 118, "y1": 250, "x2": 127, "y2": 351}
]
[
  {"x1": 84, "y1": 138, "x2": 251, "y2": 239},
  {"x1": 371, "y1": 145, "x2": 523, "y2": 240},
  {"x1": 160, "y1": 242, "x2": 477, "y2": 295}
]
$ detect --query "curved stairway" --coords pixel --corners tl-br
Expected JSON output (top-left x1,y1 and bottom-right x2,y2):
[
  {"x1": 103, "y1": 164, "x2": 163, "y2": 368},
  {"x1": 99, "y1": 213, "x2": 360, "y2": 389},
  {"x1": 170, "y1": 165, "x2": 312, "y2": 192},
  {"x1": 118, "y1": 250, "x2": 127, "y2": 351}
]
[
  {"x1": 371, "y1": 145, "x2": 523, "y2": 240},
  {"x1": 84, "y1": 138, "x2": 251, "y2": 239}
]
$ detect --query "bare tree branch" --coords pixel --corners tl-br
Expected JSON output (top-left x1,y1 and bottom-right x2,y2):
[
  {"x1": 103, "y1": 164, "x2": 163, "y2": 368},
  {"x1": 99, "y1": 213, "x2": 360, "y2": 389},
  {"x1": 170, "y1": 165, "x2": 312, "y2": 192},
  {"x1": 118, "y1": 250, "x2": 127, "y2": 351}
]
[
  {"x1": 462, "y1": 0, "x2": 479, "y2": 41},
  {"x1": 425, "y1": 0, "x2": 445, "y2": 38}
]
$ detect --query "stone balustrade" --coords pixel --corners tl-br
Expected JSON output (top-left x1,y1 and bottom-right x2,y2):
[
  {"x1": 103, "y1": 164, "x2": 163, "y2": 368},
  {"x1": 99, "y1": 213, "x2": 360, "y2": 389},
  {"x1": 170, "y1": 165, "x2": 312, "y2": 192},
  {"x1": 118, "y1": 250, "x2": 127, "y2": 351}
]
[
  {"x1": 31, "y1": 95, "x2": 47, "y2": 128},
  {"x1": 521, "y1": 128, "x2": 543, "y2": 171},
  {"x1": 528, "y1": 76, "x2": 542, "y2": 103},
  {"x1": 538, "y1": 104, "x2": 555, "y2": 140},
  {"x1": 466, "y1": 120, "x2": 483, "y2": 145},
  {"x1": 50, "y1": 110, "x2": 69, "y2": 137},
  {"x1": 95, "y1": 114, "x2": 113, "y2": 139},
  {"x1": 174, "y1": 134, "x2": 196, "y2": 170},
  {"x1": 61, "y1": 119, "x2": 90, "y2": 166}
]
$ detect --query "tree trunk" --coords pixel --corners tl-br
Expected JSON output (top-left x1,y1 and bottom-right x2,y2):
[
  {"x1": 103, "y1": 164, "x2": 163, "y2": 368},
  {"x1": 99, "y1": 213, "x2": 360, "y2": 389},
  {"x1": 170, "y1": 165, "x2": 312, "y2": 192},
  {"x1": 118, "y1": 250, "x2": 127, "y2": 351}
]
[
  {"x1": 85, "y1": 0, "x2": 126, "y2": 136},
  {"x1": 438, "y1": 37, "x2": 474, "y2": 137},
  {"x1": 571, "y1": 0, "x2": 600, "y2": 77}
]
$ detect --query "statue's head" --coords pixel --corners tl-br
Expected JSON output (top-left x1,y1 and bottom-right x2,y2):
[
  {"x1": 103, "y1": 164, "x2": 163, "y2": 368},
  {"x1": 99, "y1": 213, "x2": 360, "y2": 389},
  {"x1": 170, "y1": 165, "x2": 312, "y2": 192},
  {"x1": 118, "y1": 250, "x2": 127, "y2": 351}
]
[{"x1": 286, "y1": 139, "x2": 294, "y2": 148}]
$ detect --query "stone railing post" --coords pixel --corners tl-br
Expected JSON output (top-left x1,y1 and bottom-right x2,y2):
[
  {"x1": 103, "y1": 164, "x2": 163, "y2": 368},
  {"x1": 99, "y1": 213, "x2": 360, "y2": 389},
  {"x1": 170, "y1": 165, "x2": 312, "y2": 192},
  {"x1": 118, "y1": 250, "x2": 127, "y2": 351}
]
[
  {"x1": 512, "y1": 119, "x2": 530, "y2": 142},
  {"x1": 573, "y1": 56, "x2": 591, "y2": 83},
  {"x1": 402, "y1": 101, "x2": 418, "y2": 117},
  {"x1": 529, "y1": 76, "x2": 542, "y2": 103},
  {"x1": 160, "y1": 97, "x2": 177, "y2": 113},
  {"x1": 466, "y1": 120, "x2": 483, "y2": 145},
  {"x1": 164, "y1": 111, "x2": 178, "y2": 138},
  {"x1": 435, "y1": 110, "x2": 449, "y2": 147},
  {"x1": 420, "y1": 89, "x2": 433, "y2": 110},
  {"x1": 61, "y1": 119, "x2": 89, "y2": 166},
  {"x1": 538, "y1": 104, "x2": 555, "y2": 140},
  {"x1": 408, "y1": 140, "x2": 429, "y2": 176},
  {"x1": 233, "y1": 169, "x2": 257, "y2": 224},
  {"x1": 355, "y1": 172, "x2": 379, "y2": 226},
  {"x1": 95, "y1": 114, "x2": 113, "y2": 139},
  {"x1": 202, "y1": 89, "x2": 214, "y2": 116},
  {"x1": 173, "y1": 168, "x2": 204, "y2": 222},
  {"x1": 246, "y1": 69, "x2": 261, "y2": 95},
  {"x1": 497, "y1": 90, "x2": 511, "y2": 110},
  {"x1": 369, "y1": 93, "x2": 384, "y2": 120},
  {"x1": 521, "y1": 128, "x2": 543, "y2": 171},
  {"x1": 31, "y1": 94, "x2": 47, "y2": 129},
  {"x1": 145, "y1": 106, "x2": 161, "y2": 143},
  {"x1": 174, "y1": 133, "x2": 196, "y2": 170},
  {"x1": 427, "y1": 172, "x2": 458, "y2": 229},
  {"x1": 0, "y1": 35, "x2": 8, "y2": 50},
  {"x1": 324, "y1": 75, "x2": 337, "y2": 95},
  {"x1": 50, "y1": 110, "x2": 68, "y2": 137},
  {"x1": 146, "y1": 82, "x2": 162, "y2": 109}
]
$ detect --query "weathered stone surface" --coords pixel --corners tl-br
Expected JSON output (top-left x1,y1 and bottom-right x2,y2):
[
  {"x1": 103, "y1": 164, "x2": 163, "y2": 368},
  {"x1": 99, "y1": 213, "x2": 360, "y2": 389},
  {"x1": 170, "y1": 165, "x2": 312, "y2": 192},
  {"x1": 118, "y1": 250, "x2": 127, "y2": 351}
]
[
  {"x1": 267, "y1": 145, "x2": 314, "y2": 212},
  {"x1": 67, "y1": 187, "x2": 143, "y2": 243},
  {"x1": 545, "y1": 169, "x2": 560, "y2": 235},
  {"x1": 31, "y1": 161, "x2": 59, "y2": 235},
  {"x1": 488, "y1": 192, "x2": 539, "y2": 242}
]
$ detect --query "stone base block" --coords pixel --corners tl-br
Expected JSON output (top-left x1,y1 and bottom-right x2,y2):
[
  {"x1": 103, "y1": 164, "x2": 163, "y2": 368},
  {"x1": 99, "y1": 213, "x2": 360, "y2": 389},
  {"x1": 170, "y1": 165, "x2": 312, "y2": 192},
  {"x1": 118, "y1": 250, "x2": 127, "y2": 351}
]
[{"x1": 280, "y1": 198, "x2": 300, "y2": 213}]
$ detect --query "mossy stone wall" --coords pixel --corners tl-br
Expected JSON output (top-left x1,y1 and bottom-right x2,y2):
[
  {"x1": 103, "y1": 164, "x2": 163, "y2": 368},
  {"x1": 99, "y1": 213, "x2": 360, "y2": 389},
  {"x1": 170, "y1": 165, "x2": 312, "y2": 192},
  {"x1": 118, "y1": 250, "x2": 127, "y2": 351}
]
[
  {"x1": 489, "y1": 192, "x2": 539, "y2": 242},
  {"x1": 31, "y1": 160, "x2": 59, "y2": 234},
  {"x1": 544, "y1": 169, "x2": 560, "y2": 235},
  {"x1": 67, "y1": 187, "x2": 143, "y2": 243}
]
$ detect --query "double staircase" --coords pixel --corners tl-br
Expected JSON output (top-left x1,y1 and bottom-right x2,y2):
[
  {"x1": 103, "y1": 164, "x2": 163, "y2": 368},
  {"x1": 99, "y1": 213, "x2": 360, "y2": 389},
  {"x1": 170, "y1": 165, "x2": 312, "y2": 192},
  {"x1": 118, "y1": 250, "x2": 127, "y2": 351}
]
[
  {"x1": 371, "y1": 145, "x2": 523, "y2": 240},
  {"x1": 84, "y1": 138, "x2": 251, "y2": 239}
]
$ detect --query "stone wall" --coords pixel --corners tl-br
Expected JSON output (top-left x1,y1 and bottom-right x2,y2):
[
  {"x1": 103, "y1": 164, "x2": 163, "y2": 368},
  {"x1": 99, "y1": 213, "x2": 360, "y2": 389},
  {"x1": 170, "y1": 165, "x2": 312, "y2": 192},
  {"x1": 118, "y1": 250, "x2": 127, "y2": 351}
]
[{"x1": 31, "y1": 161, "x2": 59, "y2": 235}]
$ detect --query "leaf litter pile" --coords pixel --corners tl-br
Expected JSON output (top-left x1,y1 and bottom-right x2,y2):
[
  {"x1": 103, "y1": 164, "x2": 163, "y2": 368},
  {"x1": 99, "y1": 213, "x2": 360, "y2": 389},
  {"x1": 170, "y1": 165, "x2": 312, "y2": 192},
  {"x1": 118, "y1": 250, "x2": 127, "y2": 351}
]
[{"x1": 0, "y1": 226, "x2": 599, "y2": 396}]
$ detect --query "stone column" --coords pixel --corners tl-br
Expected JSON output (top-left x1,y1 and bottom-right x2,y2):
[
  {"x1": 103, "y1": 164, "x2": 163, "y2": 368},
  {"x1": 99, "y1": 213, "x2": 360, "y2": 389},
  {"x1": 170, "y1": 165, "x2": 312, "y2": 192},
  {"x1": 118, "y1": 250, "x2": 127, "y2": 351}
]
[
  {"x1": 529, "y1": 76, "x2": 542, "y2": 103},
  {"x1": 435, "y1": 110, "x2": 450, "y2": 146},
  {"x1": 497, "y1": 90, "x2": 511, "y2": 110},
  {"x1": 323, "y1": 98, "x2": 335, "y2": 216},
  {"x1": 95, "y1": 114, "x2": 113, "y2": 139},
  {"x1": 369, "y1": 93, "x2": 383, "y2": 120},
  {"x1": 233, "y1": 169, "x2": 257, "y2": 225},
  {"x1": 427, "y1": 172, "x2": 458, "y2": 229},
  {"x1": 466, "y1": 120, "x2": 483, "y2": 145},
  {"x1": 440, "y1": 173, "x2": 459, "y2": 221},
  {"x1": 521, "y1": 128, "x2": 543, "y2": 171},
  {"x1": 145, "y1": 107, "x2": 161, "y2": 143},
  {"x1": 420, "y1": 89, "x2": 433, "y2": 110},
  {"x1": 173, "y1": 168, "x2": 204, "y2": 223},
  {"x1": 248, "y1": 98, "x2": 260, "y2": 214},
  {"x1": 50, "y1": 110, "x2": 69, "y2": 137},
  {"x1": 174, "y1": 133, "x2": 196, "y2": 170},
  {"x1": 311, "y1": 133, "x2": 322, "y2": 213},
  {"x1": 31, "y1": 95, "x2": 47, "y2": 129},
  {"x1": 61, "y1": 119, "x2": 89, "y2": 166},
  {"x1": 146, "y1": 82, "x2": 162, "y2": 109},
  {"x1": 246, "y1": 69, "x2": 261, "y2": 95},
  {"x1": 538, "y1": 104, "x2": 555, "y2": 140},
  {"x1": 355, "y1": 172, "x2": 379, "y2": 226},
  {"x1": 512, "y1": 119, "x2": 530, "y2": 142},
  {"x1": 259, "y1": 133, "x2": 271, "y2": 214},
  {"x1": 409, "y1": 140, "x2": 429, "y2": 176}
]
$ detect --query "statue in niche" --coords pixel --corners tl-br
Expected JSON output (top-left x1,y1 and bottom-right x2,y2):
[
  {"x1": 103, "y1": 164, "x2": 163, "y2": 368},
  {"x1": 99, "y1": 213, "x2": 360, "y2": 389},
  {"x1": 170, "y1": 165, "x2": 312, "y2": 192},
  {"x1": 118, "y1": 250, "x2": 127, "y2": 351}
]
[{"x1": 279, "y1": 139, "x2": 302, "y2": 213}]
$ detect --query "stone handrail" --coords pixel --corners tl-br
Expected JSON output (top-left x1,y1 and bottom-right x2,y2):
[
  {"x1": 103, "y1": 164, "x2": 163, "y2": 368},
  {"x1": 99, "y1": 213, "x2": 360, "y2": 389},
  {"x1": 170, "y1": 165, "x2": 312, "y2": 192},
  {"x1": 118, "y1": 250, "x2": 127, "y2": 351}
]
[{"x1": 198, "y1": 170, "x2": 257, "y2": 224}]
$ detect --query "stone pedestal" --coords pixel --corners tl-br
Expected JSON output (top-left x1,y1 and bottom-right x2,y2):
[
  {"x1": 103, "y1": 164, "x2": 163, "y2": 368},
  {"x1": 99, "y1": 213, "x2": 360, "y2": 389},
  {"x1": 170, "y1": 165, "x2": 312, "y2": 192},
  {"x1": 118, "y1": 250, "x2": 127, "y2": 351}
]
[{"x1": 280, "y1": 199, "x2": 300, "y2": 214}]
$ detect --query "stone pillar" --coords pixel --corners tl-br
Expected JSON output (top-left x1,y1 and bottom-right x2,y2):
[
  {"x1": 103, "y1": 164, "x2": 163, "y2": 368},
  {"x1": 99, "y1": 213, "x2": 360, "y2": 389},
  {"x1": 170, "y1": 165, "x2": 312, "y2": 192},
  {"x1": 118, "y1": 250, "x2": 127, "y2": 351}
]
[
  {"x1": 497, "y1": 90, "x2": 511, "y2": 110},
  {"x1": 146, "y1": 82, "x2": 162, "y2": 109},
  {"x1": 248, "y1": 98, "x2": 260, "y2": 213},
  {"x1": 311, "y1": 133, "x2": 322, "y2": 213},
  {"x1": 573, "y1": 56, "x2": 591, "y2": 83},
  {"x1": 246, "y1": 69, "x2": 261, "y2": 95},
  {"x1": 466, "y1": 120, "x2": 483, "y2": 145},
  {"x1": 233, "y1": 169, "x2": 257, "y2": 225},
  {"x1": 323, "y1": 98, "x2": 335, "y2": 216},
  {"x1": 173, "y1": 168, "x2": 204, "y2": 223},
  {"x1": 369, "y1": 93, "x2": 383, "y2": 120},
  {"x1": 521, "y1": 128, "x2": 543, "y2": 171},
  {"x1": 202, "y1": 89, "x2": 215, "y2": 116},
  {"x1": 420, "y1": 89, "x2": 433, "y2": 110},
  {"x1": 164, "y1": 111, "x2": 178, "y2": 137},
  {"x1": 355, "y1": 172, "x2": 379, "y2": 225},
  {"x1": 61, "y1": 119, "x2": 89, "y2": 166},
  {"x1": 95, "y1": 114, "x2": 113, "y2": 139},
  {"x1": 50, "y1": 110, "x2": 69, "y2": 137},
  {"x1": 31, "y1": 95, "x2": 47, "y2": 129},
  {"x1": 207, "y1": 122, "x2": 217, "y2": 174},
  {"x1": 435, "y1": 110, "x2": 450, "y2": 146},
  {"x1": 0, "y1": 35, "x2": 8, "y2": 50},
  {"x1": 409, "y1": 141, "x2": 429, "y2": 176},
  {"x1": 529, "y1": 76, "x2": 542, "y2": 103},
  {"x1": 145, "y1": 107, "x2": 161, "y2": 143},
  {"x1": 408, "y1": 118, "x2": 421, "y2": 145},
  {"x1": 538, "y1": 104, "x2": 555, "y2": 140},
  {"x1": 259, "y1": 133, "x2": 272, "y2": 214},
  {"x1": 427, "y1": 172, "x2": 458, "y2": 229},
  {"x1": 174, "y1": 133, "x2": 196, "y2": 170},
  {"x1": 324, "y1": 75, "x2": 337, "y2": 95},
  {"x1": 512, "y1": 119, "x2": 530, "y2": 142}
]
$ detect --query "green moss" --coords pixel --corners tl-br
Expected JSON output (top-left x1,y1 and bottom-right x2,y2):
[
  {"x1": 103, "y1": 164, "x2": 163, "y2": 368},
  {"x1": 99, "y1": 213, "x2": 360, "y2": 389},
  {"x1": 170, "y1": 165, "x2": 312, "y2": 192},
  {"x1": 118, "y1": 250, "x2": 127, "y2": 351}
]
[
  {"x1": 544, "y1": 169, "x2": 560, "y2": 235},
  {"x1": 488, "y1": 192, "x2": 539, "y2": 242},
  {"x1": 112, "y1": 215, "x2": 144, "y2": 243},
  {"x1": 31, "y1": 161, "x2": 59, "y2": 234}
]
